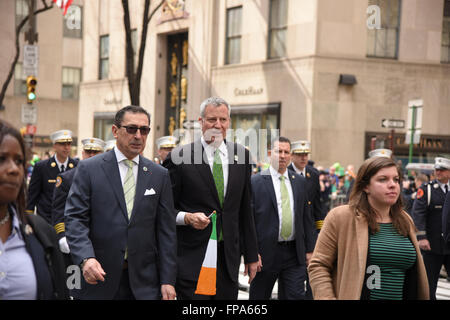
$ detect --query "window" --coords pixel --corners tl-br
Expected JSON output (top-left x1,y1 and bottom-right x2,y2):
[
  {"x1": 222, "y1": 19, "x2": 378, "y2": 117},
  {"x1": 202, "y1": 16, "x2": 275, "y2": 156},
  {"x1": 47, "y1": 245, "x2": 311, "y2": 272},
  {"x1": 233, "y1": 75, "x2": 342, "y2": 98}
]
[
  {"x1": 225, "y1": 7, "x2": 242, "y2": 65},
  {"x1": 62, "y1": 67, "x2": 81, "y2": 99},
  {"x1": 268, "y1": 0, "x2": 288, "y2": 59},
  {"x1": 99, "y1": 35, "x2": 109, "y2": 79},
  {"x1": 94, "y1": 113, "x2": 115, "y2": 141},
  {"x1": 63, "y1": 5, "x2": 82, "y2": 38},
  {"x1": 366, "y1": 0, "x2": 401, "y2": 59},
  {"x1": 441, "y1": 0, "x2": 450, "y2": 63},
  {"x1": 15, "y1": 0, "x2": 29, "y2": 31},
  {"x1": 14, "y1": 63, "x2": 27, "y2": 96}
]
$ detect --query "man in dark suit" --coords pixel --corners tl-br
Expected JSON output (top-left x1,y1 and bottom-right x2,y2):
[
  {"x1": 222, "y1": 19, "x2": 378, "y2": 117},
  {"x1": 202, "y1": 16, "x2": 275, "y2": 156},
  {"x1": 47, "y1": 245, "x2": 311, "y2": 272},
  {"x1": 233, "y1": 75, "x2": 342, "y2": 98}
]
[
  {"x1": 52, "y1": 138, "x2": 105, "y2": 263},
  {"x1": 26, "y1": 130, "x2": 78, "y2": 224},
  {"x1": 413, "y1": 157, "x2": 450, "y2": 299},
  {"x1": 65, "y1": 106, "x2": 177, "y2": 300},
  {"x1": 249, "y1": 137, "x2": 315, "y2": 300},
  {"x1": 163, "y1": 96, "x2": 259, "y2": 300}
]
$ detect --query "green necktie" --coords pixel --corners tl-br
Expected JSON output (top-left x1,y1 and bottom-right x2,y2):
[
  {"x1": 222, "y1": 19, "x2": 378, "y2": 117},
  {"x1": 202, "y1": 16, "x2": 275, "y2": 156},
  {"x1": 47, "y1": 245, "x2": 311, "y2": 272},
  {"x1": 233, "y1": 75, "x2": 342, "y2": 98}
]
[
  {"x1": 212, "y1": 149, "x2": 224, "y2": 207},
  {"x1": 280, "y1": 175, "x2": 292, "y2": 240},
  {"x1": 123, "y1": 159, "x2": 136, "y2": 220}
]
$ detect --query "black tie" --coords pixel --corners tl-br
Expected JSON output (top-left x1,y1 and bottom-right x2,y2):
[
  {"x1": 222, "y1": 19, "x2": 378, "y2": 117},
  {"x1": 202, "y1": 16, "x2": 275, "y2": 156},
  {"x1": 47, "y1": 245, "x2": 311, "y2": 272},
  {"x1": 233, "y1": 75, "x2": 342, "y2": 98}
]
[
  {"x1": 300, "y1": 172, "x2": 304, "y2": 177},
  {"x1": 60, "y1": 165, "x2": 65, "y2": 172},
  {"x1": 445, "y1": 184, "x2": 448, "y2": 194}
]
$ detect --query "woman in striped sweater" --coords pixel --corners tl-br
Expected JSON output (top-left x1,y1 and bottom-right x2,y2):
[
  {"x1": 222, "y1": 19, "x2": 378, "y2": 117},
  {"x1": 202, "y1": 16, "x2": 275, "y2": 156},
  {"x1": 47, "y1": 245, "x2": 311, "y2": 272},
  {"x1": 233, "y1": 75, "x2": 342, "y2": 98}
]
[{"x1": 308, "y1": 156, "x2": 429, "y2": 300}]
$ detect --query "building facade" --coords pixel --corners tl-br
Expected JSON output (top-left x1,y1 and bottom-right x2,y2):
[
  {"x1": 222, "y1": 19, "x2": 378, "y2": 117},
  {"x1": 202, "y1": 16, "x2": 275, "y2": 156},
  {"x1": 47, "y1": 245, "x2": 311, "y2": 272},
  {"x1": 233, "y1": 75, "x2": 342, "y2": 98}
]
[
  {"x1": 0, "y1": 0, "x2": 83, "y2": 157},
  {"x1": 79, "y1": 0, "x2": 450, "y2": 167}
]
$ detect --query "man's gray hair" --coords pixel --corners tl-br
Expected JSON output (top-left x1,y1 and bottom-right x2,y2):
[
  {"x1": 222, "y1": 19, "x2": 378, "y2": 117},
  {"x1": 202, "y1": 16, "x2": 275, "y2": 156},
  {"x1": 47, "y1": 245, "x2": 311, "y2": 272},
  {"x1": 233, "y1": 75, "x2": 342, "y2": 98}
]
[{"x1": 199, "y1": 97, "x2": 231, "y2": 118}]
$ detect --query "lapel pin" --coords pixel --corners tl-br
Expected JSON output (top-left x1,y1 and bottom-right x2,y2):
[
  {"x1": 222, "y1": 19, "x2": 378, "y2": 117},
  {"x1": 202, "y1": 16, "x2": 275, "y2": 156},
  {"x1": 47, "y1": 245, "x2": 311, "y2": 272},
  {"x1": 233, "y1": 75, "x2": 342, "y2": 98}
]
[
  {"x1": 234, "y1": 155, "x2": 239, "y2": 162},
  {"x1": 306, "y1": 172, "x2": 311, "y2": 178},
  {"x1": 24, "y1": 224, "x2": 33, "y2": 235},
  {"x1": 434, "y1": 183, "x2": 439, "y2": 189},
  {"x1": 51, "y1": 162, "x2": 56, "y2": 167},
  {"x1": 292, "y1": 175, "x2": 295, "y2": 179},
  {"x1": 69, "y1": 163, "x2": 74, "y2": 168},
  {"x1": 143, "y1": 167, "x2": 148, "y2": 172}
]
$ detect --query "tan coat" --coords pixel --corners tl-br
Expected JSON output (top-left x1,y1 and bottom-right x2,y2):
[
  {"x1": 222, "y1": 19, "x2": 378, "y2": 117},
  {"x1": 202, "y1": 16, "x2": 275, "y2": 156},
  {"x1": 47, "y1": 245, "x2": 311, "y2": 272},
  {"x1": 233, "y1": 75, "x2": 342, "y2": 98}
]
[{"x1": 308, "y1": 205, "x2": 429, "y2": 300}]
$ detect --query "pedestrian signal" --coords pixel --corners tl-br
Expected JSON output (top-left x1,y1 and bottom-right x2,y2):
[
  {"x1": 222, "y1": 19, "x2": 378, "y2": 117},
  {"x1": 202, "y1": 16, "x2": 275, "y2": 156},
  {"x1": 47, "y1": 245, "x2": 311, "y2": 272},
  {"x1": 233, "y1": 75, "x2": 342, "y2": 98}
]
[{"x1": 26, "y1": 76, "x2": 37, "y2": 103}]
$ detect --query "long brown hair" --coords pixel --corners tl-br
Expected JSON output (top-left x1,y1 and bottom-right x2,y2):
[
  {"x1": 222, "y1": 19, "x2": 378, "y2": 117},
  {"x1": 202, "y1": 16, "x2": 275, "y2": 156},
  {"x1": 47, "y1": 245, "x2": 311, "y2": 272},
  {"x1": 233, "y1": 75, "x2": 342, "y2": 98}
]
[
  {"x1": 0, "y1": 120, "x2": 27, "y2": 222},
  {"x1": 348, "y1": 156, "x2": 410, "y2": 236}
]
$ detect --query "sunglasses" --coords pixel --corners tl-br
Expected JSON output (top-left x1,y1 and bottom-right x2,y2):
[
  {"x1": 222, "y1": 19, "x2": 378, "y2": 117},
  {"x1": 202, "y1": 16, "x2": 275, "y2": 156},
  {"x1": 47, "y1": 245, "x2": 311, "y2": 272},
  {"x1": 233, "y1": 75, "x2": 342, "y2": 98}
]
[{"x1": 118, "y1": 125, "x2": 150, "y2": 136}]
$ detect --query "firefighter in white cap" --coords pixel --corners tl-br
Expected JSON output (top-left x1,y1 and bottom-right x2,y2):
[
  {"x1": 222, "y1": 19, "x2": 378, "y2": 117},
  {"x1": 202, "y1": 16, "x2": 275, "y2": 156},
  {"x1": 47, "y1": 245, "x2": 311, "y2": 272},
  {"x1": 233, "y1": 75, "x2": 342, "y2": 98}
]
[
  {"x1": 155, "y1": 135, "x2": 177, "y2": 164},
  {"x1": 412, "y1": 156, "x2": 450, "y2": 299},
  {"x1": 51, "y1": 137, "x2": 105, "y2": 293},
  {"x1": 26, "y1": 129, "x2": 78, "y2": 223}
]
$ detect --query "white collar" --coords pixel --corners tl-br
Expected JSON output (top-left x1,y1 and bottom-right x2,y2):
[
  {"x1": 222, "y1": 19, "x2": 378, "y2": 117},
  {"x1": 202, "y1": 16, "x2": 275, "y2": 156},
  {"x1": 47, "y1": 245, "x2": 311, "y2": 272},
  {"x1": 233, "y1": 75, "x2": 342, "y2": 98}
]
[
  {"x1": 291, "y1": 162, "x2": 305, "y2": 175},
  {"x1": 270, "y1": 165, "x2": 289, "y2": 180},
  {"x1": 114, "y1": 146, "x2": 139, "y2": 165},
  {"x1": 54, "y1": 155, "x2": 68, "y2": 169},
  {"x1": 201, "y1": 136, "x2": 227, "y2": 156}
]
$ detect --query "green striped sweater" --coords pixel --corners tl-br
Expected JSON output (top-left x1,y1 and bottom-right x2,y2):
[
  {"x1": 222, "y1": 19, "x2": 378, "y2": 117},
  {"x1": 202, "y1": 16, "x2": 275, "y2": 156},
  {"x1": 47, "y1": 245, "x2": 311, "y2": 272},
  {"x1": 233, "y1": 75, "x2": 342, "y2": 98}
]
[{"x1": 367, "y1": 223, "x2": 417, "y2": 300}]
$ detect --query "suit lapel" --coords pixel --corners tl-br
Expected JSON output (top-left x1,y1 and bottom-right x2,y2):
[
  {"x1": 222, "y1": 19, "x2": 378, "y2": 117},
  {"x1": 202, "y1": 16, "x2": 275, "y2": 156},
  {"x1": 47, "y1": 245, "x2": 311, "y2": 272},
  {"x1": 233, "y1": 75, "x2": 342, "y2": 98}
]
[
  {"x1": 261, "y1": 169, "x2": 278, "y2": 213},
  {"x1": 192, "y1": 140, "x2": 221, "y2": 208},
  {"x1": 288, "y1": 170, "x2": 298, "y2": 213},
  {"x1": 130, "y1": 156, "x2": 150, "y2": 223},
  {"x1": 224, "y1": 142, "x2": 237, "y2": 205},
  {"x1": 101, "y1": 151, "x2": 129, "y2": 221}
]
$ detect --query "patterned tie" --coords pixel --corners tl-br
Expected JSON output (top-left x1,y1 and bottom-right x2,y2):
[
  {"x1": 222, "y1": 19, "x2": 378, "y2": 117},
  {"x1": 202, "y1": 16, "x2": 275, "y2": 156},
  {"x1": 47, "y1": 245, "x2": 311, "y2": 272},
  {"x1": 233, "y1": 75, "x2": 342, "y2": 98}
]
[
  {"x1": 212, "y1": 149, "x2": 224, "y2": 207},
  {"x1": 123, "y1": 159, "x2": 136, "y2": 220},
  {"x1": 279, "y1": 175, "x2": 292, "y2": 240}
]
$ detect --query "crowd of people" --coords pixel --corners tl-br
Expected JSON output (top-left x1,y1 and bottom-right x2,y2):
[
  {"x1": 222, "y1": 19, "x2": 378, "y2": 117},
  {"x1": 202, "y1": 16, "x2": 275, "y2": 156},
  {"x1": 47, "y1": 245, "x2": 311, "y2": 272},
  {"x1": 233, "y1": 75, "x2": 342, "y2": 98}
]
[{"x1": 1, "y1": 96, "x2": 450, "y2": 301}]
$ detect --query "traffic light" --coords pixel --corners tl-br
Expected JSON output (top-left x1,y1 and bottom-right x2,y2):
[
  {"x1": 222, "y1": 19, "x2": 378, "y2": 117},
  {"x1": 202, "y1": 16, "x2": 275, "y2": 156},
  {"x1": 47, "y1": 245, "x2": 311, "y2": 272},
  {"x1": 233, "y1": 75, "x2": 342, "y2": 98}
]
[{"x1": 26, "y1": 76, "x2": 37, "y2": 103}]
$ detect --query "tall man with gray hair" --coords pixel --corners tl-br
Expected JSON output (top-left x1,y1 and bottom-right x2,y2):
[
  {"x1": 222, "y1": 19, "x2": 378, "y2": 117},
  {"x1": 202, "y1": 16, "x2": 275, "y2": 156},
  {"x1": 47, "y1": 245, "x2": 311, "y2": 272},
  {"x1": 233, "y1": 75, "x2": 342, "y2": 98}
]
[{"x1": 164, "y1": 97, "x2": 260, "y2": 299}]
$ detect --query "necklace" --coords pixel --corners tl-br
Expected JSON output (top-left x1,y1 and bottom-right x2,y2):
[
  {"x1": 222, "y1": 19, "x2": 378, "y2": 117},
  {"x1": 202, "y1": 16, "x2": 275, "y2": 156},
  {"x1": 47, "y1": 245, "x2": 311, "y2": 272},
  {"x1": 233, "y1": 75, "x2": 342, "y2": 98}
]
[{"x1": 0, "y1": 211, "x2": 10, "y2": 225}]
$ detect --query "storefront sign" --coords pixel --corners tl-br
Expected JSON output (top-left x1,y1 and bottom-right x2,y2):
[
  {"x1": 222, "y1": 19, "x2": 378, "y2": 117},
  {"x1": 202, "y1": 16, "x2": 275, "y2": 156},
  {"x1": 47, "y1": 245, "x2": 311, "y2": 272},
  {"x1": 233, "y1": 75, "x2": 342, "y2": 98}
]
[{"x1": 234, "y1": 86, "x2": 264, "y2": 96}]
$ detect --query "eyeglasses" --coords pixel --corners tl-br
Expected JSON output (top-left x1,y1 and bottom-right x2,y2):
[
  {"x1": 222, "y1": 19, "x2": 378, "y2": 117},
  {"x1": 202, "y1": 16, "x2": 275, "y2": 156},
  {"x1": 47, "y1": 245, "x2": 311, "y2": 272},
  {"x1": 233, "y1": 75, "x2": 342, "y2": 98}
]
[{"x1": 118, "y1": 125, "x2": 151, "y2": 136}]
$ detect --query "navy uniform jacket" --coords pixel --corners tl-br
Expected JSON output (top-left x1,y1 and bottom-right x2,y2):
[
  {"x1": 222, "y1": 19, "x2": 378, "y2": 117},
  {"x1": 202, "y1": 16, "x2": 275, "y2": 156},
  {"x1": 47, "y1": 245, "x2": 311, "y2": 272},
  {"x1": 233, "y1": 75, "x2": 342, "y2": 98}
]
[
  {"x1": 51, "y1": 168, "x2": 77, "y2": 239},
  {"x1": 26, "y1": 156, "x2": 78, "y2": 223},
  {"x1": 65, "y1": 150, "x2": 177, "y2": 299},
  {"x1": 288, "y1": 163, "x2": 326, "y2": 232},
  {"x1": 251, "y1": 169, "x2": 316, "y2": 271},
  {"x1": 412, "y1": 180, "x2": 450, "y2": 255},
  {"x1": 442, "y1": 191, "x2": 450, "y2": 245}
]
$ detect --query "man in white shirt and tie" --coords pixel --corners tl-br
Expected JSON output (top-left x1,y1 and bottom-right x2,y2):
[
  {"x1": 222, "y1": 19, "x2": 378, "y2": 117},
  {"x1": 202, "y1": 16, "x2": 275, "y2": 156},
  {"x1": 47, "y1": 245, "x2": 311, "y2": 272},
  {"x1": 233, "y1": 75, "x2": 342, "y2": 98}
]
[{"x1": 249, "y1": 137, "x2": 315, "y2": 300}]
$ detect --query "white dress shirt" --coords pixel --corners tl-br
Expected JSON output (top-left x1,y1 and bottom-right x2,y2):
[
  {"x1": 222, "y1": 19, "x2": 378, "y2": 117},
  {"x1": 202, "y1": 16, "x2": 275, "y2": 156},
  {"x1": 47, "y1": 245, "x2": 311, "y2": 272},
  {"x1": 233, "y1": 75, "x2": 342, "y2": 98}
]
[
  {"x1": 269, "y1": 165, "x2": 296, "y2": 241},
  {"x1": 291, "y1": 162, "x2": 306, "y2": 177},
  {"x1": 54, "y1": 156, "x2": 69, "y2": 172},
  {"x1": 114, "y1": 146, "x2": 139, "y2": 186},
  {"x1": 176, "y1": 137, "x2": 229, "y2": 225}
]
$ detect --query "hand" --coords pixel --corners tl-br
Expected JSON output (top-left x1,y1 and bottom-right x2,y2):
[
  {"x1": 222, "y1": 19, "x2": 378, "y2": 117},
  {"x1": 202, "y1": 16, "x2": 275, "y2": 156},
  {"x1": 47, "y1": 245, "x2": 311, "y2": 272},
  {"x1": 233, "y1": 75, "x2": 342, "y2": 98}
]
[
  {"x1": 244, "y1": 260, "x2": 260, "y2": 284},
  {"x1": 185, "y1": 212, "x2": 211, "y2": 230},
  {"x1": 58, "y1": 236, "x2": 70, "y2": 254},
  {"x1": 82, "y1": 258, "x2": 106, "y2": 285},
  {"x1": 161, "y1": 284, "x2": 176, "y2": 300},
  {"x1": 306, "y1": 252, "x2": 313, "y2": 266},
  {"x1": 418, "y1": 239, "x2": 431, "y2": 251}
]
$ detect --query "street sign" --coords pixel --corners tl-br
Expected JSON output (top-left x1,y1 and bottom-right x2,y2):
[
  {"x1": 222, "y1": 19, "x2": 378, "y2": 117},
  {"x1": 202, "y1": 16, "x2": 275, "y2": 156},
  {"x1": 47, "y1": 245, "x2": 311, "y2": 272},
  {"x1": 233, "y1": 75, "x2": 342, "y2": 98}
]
[
  {"x1": 26, "y1": 124, "x2": 37, "y2": 135},
  {"x1": 381, "y1": 119, "x2": 405, "y2": 129},
  {"x1": 23, "y1": 45, "x2": 39, "y2": 77},
  {"x1": 21, "y1": 104, "x2": 37, "y2": 124}
]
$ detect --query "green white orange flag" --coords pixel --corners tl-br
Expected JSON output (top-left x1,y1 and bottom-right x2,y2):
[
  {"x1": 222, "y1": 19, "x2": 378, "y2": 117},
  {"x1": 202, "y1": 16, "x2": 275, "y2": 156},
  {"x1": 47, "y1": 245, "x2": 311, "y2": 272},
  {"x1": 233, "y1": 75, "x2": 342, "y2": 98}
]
[{"x1": 195, "y1": 211, "x2": 217, "y2": 295}]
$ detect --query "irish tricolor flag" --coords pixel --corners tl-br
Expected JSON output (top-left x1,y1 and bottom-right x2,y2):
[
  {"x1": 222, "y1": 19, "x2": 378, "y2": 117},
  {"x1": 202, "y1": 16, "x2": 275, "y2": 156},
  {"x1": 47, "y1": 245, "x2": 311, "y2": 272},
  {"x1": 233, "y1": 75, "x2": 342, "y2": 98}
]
[{"x1": 195, "y1": 211, "x2": 217, "y2": 295}]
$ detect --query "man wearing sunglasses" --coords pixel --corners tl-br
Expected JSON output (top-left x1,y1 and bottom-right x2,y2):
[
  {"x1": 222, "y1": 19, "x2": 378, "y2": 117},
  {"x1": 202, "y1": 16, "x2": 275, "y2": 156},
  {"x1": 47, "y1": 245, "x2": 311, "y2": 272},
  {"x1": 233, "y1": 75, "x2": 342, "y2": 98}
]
[{"x1": 65, "y1": 105, "x2": 177, "y2": 300}]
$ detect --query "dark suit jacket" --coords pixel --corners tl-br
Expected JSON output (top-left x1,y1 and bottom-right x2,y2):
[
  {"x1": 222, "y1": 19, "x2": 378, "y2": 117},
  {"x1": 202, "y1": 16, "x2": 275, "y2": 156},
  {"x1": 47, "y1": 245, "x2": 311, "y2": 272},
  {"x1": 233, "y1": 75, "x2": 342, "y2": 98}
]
[
  {"x1": 442, "y1": 191, "x2": 450, "y2": 244},
  {"x1": 27, "y1": 155, "x2": 78, "y2": 223},
  {"x1": 251, "y1": 169, "x2": 316, "y2": 271},
  {"x1": 65, "y1": 150, "x2": 177, "y2": 299},
  {"x1": 163, "y1": 139, "x2": 258, "y2": 283},
  {"x1": 51, "y1": 167, "x2": 77, "y2": 239},
  {"x1": 9, "y1": 205, "x2": 68, "y2": 300},
  {"x1": 288, "y1": 163, "x2": 326, "y2": 232}
]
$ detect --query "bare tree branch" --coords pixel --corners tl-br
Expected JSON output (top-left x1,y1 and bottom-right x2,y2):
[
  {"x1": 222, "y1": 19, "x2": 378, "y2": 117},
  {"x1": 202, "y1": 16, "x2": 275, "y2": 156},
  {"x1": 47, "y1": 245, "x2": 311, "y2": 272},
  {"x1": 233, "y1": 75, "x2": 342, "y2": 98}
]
[{"x1": 0, "y1": 0, "x2": 54, "y2": 108}]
